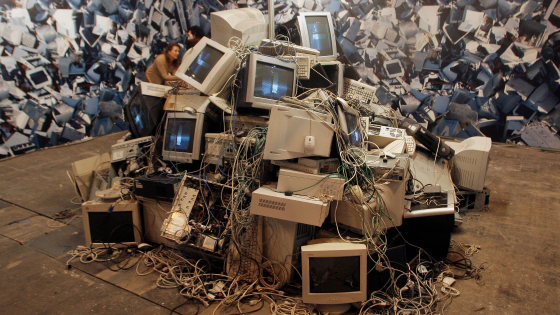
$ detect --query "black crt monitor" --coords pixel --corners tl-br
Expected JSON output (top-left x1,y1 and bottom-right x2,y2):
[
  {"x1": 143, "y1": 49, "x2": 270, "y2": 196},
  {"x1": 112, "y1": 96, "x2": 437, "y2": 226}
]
[
  {"x1": 162, "y1": 111, "x2": 206, "y2": 163},
  {"x1": 297, "y1": 12, "x2": 338, "y2": 62},
  {"x1": 298, "y1": 61, "x2": 343, "y2": 96},
  {"x1": 123, "y1": 82, "x2": 171, "y2": 138},
  {"x1": 242, "y1": 53, "x2": 297, "y2": 110}
]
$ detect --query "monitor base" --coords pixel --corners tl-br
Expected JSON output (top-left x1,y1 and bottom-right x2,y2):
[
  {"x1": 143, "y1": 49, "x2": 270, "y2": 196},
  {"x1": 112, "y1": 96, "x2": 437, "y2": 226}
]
[{"x1": 315, "y1": 303, "x2": 351, "y2": 314}]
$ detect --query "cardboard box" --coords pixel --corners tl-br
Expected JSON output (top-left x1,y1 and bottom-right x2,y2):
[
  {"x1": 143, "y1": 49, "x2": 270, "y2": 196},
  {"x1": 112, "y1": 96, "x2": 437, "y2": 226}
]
[{"x1": 71, "y1": 153, "x2": 111, "y2": 201}]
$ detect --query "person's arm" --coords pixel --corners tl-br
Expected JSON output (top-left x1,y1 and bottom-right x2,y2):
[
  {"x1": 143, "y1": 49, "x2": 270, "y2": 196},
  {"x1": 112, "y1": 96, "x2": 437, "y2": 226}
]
[{"x1": 154, "y1": 56, "x2": 180, "y2": 81}]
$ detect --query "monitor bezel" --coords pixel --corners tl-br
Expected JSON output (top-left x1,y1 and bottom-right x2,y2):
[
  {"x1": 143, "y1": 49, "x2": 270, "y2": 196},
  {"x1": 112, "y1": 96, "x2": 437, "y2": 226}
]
[
  {"x1": 297, "y1": 12, "x2": 338, "y2": 62},
  {"x1": 26, "y1": 66, "x2": 52, "y2": 90},
  {"x1": 161, "y1": 111, "x2": 205, "y2": 163},
  {"x1": 244, "y1": 52, "x2": 298, "y2": 106},
  {"x1": 302, "y1": 242, "x2": 368, "y2": 304},
  {"x1": 318, "y1": 60, "x2": 344, "y2": 96},
  {"x1": 384, "y1": 60, "x2": 405, "y2": 78},
  {"x1": 175, "y1": 37, "x2": 238, "y2": 95},
  {"x1": 83, "y1": 200, "x2": 142, "y2": 249}
]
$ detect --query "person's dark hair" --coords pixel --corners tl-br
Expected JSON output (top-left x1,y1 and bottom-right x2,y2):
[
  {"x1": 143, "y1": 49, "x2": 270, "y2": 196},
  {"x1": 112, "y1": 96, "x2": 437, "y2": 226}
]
[
  {"x1": 189, "y1": 26, "x2": 205, "y2": 39},
  {"x1": 163, "y1": 42, "x2": 181, "y2": 68}
]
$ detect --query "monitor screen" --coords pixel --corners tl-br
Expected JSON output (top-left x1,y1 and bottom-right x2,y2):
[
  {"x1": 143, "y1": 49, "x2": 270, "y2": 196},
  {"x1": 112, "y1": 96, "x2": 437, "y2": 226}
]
[
  {"x1": 88, "y1": 211, "x2": 135, "y2": 244},
  {"x1": 305, "y1": 16, "x2": 333, "y2": 56},
  {"x1": 308, "y1": 256, "x2": 361, "y2": 293},
  {"x1": 386, "y1": 62, "x2": 403, "y2": 75},
  {"x1": 81, "y1": 28, "x2": 101, "y2": 46},
  {"x1": 185, "y1": 45, "x2": 225, "y2": 84},
  {"x1": 131, "y1": 105, "x2": 146, "y2": 134},
  {"x1": 30, "y1": 70, "x2": 49, "y2": 85},
  {"x1": 345, "y1": 112, "x2": 362, "y2": 146},
  {"x1": 254, "y1": 61, "x2": 294, "y2": 100},
  {"x1": 164, "y1": 117, "x2": 197, "y2": 152}
]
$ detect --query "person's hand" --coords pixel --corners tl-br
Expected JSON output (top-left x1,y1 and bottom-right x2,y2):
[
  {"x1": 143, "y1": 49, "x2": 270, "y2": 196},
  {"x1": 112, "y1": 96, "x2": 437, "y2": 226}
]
[{"x1": 180, "y1": 81, "x2": 189, "y2": 88}]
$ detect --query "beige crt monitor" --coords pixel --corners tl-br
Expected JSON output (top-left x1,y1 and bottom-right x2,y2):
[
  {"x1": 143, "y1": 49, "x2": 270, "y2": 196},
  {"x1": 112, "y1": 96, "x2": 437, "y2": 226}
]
[
  {"x1": 175, "y1": 37, "x2": 239, "y2": 95},
  {"x1": 82, "y1": 199, "x2": 142, "y2": 248},
  {"x1": 302, "y1": 242, "x2": 367, "y2": 305},
  {"x1": 297, "y1": 12, "x2": 338, "y2": 62}
]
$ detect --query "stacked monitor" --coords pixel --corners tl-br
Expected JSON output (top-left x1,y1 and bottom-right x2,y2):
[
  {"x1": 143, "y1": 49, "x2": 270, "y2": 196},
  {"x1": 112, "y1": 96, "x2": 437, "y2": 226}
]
[
  {"x1": 162, "y1": 111, "x2": 206, "y2": 163},
  {"x1": 297, "y1": 12, "x2": 338, "y2": 62},
  {"x1": 210, "y1": 8, "x2": 268, "y2": 48},
  {"x1": 242, "y1": 53, "x2": 297, "y2": 109},
  {"x1": 175, "y1": 37, "x2": 238, "y2": 95},
  {"x1": 124, "y1": 82, "x2": 172, "y2": 138}
]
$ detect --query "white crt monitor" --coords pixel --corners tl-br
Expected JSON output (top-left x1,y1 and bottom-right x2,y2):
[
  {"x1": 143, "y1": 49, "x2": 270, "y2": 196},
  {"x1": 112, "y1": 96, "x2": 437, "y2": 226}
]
[
  {"x1": 162, "y1": 111, "x2": 206, "y2": 163},
  {"x1": 384, "y1": 60, "x2": 405, "y2": 78},
  {"x1": 302, "y1": 242, "x2": 368, "y2": 304},
  {"x1": 26, "y1": 67, "x2": 52, "y2": 89},
  {"x1": 175, "y1": 37, "x2": 239, "y2": 95},
  {"x1": 297, "y1": 12, "x2": 338, "y2": 62},
  {"x1": 243, "y1": 52, "x2": 297, "y2": 109},
  {"x1": 263, "y1": 105, "x2": 334, "y2": 160},
  {"x1": 447, "y1": 136, "x2": 492, "y2": 192},
  {"x1": 210, "y1": 7, "x2": 268, "y2": 48}
]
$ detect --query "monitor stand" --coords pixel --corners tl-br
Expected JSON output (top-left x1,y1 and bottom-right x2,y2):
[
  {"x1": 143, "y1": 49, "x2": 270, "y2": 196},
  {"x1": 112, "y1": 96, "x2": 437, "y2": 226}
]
[{"x1": 315, "y1": 303, "x2": 351, "y2": 314}]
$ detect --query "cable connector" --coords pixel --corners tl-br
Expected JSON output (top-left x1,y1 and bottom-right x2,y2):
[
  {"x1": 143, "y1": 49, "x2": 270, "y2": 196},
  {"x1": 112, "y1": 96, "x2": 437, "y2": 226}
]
[{"x1": 249, "y1": 299, "x2": 259, "y2": 306}]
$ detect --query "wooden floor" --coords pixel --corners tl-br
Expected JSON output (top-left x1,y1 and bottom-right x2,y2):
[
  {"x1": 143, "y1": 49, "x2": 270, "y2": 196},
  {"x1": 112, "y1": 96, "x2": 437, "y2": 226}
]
[
  {"x1": 0, "y1": 132, "x2": 558, "y2": 314},
  {"x1": 448, "y1": 144, "x2": 560, "y2": 314}
]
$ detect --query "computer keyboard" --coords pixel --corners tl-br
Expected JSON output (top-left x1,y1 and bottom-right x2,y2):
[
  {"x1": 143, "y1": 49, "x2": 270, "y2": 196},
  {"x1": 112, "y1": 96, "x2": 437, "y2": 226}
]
[
  {"x1": 295, "y1": 55, "x2": 311, "y2": 80},
  {"x1": 343, "y1": 78, "x2": 377, "y2": 105},
  {"x1": 405, "y1": 135, "x2": 416, "y2": 154}
]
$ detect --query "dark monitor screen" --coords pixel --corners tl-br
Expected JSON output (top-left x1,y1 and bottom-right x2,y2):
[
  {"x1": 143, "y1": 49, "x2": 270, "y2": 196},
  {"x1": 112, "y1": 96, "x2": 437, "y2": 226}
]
[
  {"x1": 305, "y1": 16, "x2": 333, "y2": 56},
  {"x1": 81, "y1": 28, "x2": 101, "y2": 46},
  {"x1": 132, "y1": 105, "x2": 146, "y2": 134},
  {"x1": 88, "y1": 211, "x2": 135, "y2": 244},
  {"x1": 309, "y1": 256, "x2": 361, "y2": 293},
  {"x1": 386, "y1": 62, "x2": 403, "y2": 75},
  {"x1": 30, "y1": 70, "x2": 49, "y2": 85},
  {"x1": 345, "y1": 112, "x2": 361, "y2": 146},
  {"x1": 185, "y1": 45, "x2": 224, "y2": 84},
  {"x1": 164, "y1": 117, "x2": 197, "y2": 152},
  {"x1": 254, "y1": 62, "x2": 294, "y2": 100}
]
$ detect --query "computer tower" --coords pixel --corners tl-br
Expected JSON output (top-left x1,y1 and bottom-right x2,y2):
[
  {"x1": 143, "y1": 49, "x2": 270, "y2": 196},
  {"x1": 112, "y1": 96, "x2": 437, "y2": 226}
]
[
  {"x1": 263, "y1": 217, "x2": 315, "y2": 282},
  {"x1": 330, "y1": 175, "x2": 408, "y2": 232},
  {"x1": 140, "y1": 199, "x2": 178, "y2": 249}
]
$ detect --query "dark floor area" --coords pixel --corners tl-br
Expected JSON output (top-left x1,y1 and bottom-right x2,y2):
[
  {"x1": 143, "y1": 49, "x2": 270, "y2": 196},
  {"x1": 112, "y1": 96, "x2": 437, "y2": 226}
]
[{"x1": 0, "y1": 132, "x2": 558, "y2": 314}]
